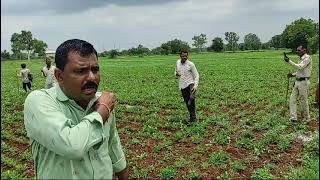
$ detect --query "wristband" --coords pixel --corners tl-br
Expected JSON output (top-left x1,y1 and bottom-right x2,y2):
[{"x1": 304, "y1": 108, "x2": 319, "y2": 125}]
[{"x1": 97, "y1": 102, "x2": 111, "y2": 114}]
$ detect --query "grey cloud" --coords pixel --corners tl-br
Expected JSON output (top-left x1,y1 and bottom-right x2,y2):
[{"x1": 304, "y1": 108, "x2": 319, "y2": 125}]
[
  {"x1": 1, "y1": 0, "x2": 182, "y2": 16},
  {"x1": 1, "y1": 0, "x2": 318, "y2": 52}
]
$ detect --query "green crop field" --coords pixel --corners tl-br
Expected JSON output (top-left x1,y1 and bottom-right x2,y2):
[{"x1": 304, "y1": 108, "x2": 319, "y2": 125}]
[{"x1": 1, "y1": 50, "x2": 319, "y2": 179}]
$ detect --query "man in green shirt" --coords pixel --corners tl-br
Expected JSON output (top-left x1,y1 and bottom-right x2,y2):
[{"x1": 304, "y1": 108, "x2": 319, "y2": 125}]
[{"x1": 24, "y1": 39, "x2": 129, "y2": 179}]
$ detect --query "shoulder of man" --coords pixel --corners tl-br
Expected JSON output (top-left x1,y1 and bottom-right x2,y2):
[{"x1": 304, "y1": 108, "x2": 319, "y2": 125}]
[
  {"x1": 25, "y1": 89, "x2": 55, "y2": 107},
  {"x1": 304, "y1": 54, "x2": 311, "y2": 60},
  {"x1": 187, "y1": 60, "x2": 195, "y2": 66}
]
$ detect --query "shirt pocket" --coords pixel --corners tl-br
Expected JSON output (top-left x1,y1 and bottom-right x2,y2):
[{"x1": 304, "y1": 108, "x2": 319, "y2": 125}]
[{"x1": 95, "y1": 120, "x2": 111, "y2": 153}]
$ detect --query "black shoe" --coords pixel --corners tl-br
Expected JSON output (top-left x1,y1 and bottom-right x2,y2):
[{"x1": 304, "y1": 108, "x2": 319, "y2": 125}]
[
  {"x1": 290, "y1": 118, "x2": 298, "y2": 123},
  {"x1": 190, "y1": 117, "x2": 197, "y2": 123}
]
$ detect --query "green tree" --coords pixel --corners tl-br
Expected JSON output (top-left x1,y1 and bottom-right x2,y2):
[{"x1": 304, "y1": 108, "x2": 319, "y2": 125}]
[
  {"x1": 127, "y1": 44, "x2": 149, "y2": 56},
  {"x1": 261, "y1": 42, "x2": 271, "y2": 50},
  {"x1": 224, "y1": 32, "x2": 239, "y2": 52},
  {"x1": 136, "y1": 44, "x2": 150, "y2": 57},
  {"x1": 10, "y1": 32, "x2": 23, "y2": 59},
  {"x1": 238, "y1": 43, "x2": 245, "y2": 51},
  {"x1": 281, "y1": 18, "x2": 318, "y2": 51},
  {"x1": 244, "y1": 33, "x2": 261, "y2": 50},
  {"x1": 20, "y1": 30, "x2": 34, "y2": 60},
  {"x1": 151, "y1": 47, "x2": 165, "y2": 55},
  {"x1": 1, "y1": 50, "x2": 10, "y2": 60},
  {"x1": 208, "y1": 37, "x2": 224, "y2": 52},
  {"x1": 109, "y1": 49, "x2": 118, "y2": 59},
  {"x1": 269, "y1": 34, "x2": 284, "y2": 49},
  {"x1": 99, "y1": 50, "x2": 109, "y2": 57},
  {"x1": 120, "y1": 49, "x2": 129, "y2": 56},
  {"x1": 160, "y1": 39, "x2": 190, "y2": 54},
  {"x1": 307, "y1": 22, "x2": 319, "y2": 54},
  {"x1": 10, "y1": 30, "x2": 47, "y2": 60},
  {"x1": 192, "y1": 33, "x2": 207, "y2": 52},
  {"x1": 33, "y1": 39, "x2": 48, "y2": 57}
]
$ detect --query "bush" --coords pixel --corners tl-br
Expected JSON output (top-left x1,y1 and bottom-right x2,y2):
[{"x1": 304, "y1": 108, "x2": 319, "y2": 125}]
[
  {"x1": 159, "y1": 167, "x2": 176, "y2": 179},
  {"x1": 251, "y1": 167, "x2": 274, "y2": 180},
  {"x1": 208, "y1": 151, "x2": 229, "y2": 166}
]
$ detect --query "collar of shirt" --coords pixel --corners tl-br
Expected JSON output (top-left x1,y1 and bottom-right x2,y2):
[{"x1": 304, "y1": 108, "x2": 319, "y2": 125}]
[
  {"x1": 179, "y1": 59, "x2": 189, "y2": 64},
  {"x1": 300, "y1": 54, "x2": 308, "y2": 60},
  {"x1": 56, "y1": 85, "x2": 100, "y2": 111}
]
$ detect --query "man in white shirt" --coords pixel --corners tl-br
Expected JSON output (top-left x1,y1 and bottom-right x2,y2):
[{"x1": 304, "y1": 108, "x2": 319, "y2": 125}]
[
  {"x1": 41, "y1": 57, "x2": 57, "y2": 89},
  {"x1": 17, "y1": 63, "x2": 32, "y2": 93},
  {"x1": 175, "y1": 51, "x2": 199, "y2": 123},
  {"x1": 284, "y1": 45, "x2": 312, "y2": 122}
]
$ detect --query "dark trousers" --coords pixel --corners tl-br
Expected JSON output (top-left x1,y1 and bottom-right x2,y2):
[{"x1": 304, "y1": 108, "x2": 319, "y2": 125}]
[
  {"x1": 181, "y1": 84, "x2": 196, "y2": 121},
  {"x1": 23, "y1": 82, "x2": 31, "y2": 92}
]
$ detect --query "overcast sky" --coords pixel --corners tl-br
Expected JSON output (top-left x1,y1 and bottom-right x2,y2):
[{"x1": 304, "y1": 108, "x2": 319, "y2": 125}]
[{"x1": 1, "y1": 0, "x2": 319, "y2": 52}]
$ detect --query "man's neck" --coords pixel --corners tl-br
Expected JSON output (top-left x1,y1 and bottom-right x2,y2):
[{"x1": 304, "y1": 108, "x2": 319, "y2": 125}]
[
  {"x1": 76, "y1": 100, "x2": 90, "y2": 110},
  {"x1": 181, "y1": 59, "x2": 187, "y2": 64},
  {"x1": 46, "y1": 65, "x2": 51, "y2": 69},
  {"x1": 299, "y1": 53, "x2": 306, "y2": 58},
  {"x1": 60, "y1": 86, "x2": 90, "y2": 110}
]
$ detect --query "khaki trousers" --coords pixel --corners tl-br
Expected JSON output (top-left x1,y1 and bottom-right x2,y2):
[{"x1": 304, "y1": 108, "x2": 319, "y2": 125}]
[{"x1": 289, "y1": 80, "x2": 310, "y2": 121}]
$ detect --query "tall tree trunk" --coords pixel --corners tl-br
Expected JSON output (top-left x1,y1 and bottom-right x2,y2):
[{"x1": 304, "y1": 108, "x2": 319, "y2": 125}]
[{"x1": 27, "y1": 50, "x2": 30, "y2": 61}]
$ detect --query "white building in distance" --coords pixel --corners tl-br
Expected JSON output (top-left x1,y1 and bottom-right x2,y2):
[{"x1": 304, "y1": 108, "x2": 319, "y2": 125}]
[{"x1": 45, "y1": 50, "x2": 55, "y2": 58}]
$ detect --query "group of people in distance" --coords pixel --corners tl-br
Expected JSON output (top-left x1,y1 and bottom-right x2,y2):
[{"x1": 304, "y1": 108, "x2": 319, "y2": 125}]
[
  {"x1": 17, "y1": 39, "x2": 318, "y2": 179},
  {"x1": 17, "y1": 56, "x2": 57, "y2": 92}
]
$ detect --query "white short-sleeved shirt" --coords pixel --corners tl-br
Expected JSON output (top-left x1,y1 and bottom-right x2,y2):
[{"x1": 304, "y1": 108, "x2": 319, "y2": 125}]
[
  {"x1": 42, "y1": 66, "x2": 57, "y2": 85},
  {"x1": 20, "y1": 68, "x2": 31, "y2": 83}
]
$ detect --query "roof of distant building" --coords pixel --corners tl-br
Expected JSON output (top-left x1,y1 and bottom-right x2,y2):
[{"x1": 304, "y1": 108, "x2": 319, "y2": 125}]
[{"x1": 45, "y1": 50, "x2": 56, "y2": 54}]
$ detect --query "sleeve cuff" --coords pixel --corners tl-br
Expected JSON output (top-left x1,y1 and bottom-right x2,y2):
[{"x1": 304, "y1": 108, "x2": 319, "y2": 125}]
[
  {"x1": 113, "y1": 156, "x2": 127, "y2": 173},
  {"x1": 86, "y1": 112, "x2": 104, "y2": 126}
]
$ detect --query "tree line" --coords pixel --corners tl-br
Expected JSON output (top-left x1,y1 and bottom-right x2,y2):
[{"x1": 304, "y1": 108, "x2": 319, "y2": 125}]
[
  {"x1": 3, "y1": 30, "x2": 48, "y2": 60},
  {"x1": 1, "y1": 17, "x2": 318, "y2": 60}
]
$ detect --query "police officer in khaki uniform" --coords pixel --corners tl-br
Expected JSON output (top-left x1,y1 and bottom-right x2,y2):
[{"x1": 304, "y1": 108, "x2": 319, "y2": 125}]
[{"x1": 284, "y1": 45, "x2": 312, "y2": 122}]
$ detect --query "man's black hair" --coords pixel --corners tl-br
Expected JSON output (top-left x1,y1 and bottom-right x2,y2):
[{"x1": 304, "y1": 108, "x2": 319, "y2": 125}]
[
  {"x1": 21, "y1": 63, "x2": 26, "y2": 68},
  {"x1": 299, "y1": 44, "x2": 307, "y2": 50},
  {"x1": 55, "y1": 39, "x2": 98, "y2": 70},
  {"x1": 180, "y1": 50, "x2": 189, "y2": 55}
]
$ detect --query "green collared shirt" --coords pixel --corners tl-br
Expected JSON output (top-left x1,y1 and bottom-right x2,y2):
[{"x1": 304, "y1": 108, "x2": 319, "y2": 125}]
[{"x1": 23, "y1": 85, "x2": 126, "y2": 179}]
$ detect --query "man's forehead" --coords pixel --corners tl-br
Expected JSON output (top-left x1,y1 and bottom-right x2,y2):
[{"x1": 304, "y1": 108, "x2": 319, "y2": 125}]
[
  {"x1": 297, "y1": 46, "x2": 304, "y2": 51},
  {"x1": 68, "y1": 52, "x2": 98, "y2": 65}
]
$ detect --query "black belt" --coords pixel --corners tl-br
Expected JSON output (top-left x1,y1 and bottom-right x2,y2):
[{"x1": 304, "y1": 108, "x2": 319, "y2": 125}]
[{"x1": 296, "y1": 77, "x2": 310, "y2": 81}]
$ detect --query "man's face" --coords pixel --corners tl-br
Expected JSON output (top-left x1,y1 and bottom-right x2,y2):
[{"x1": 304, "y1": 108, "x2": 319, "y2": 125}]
[
  {"x1": 180, "y1": 52, "x2": 188, "y2": 63},
  {"x1": 296, "y1": 46, "x2": 306, "y2": 57},
  {"x1": 46, "y1": 59, "x2": 51, "y2": 66},
  {"x1": 55, "y1": 52, "x2": 100, "y2": 106}
]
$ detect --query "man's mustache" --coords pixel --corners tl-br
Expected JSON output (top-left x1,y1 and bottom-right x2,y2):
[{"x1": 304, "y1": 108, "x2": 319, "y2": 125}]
[{"x1": 81, "y1": 82, "x2": 98, "y2": 90}]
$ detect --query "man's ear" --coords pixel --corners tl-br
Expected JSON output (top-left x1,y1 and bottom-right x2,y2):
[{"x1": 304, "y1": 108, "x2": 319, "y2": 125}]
[{"x1": 54, "y1": 68, "x2": 63, "y2": 83}]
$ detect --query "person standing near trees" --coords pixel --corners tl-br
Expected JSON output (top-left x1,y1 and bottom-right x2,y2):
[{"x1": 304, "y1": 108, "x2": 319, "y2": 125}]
[
  {"x1": 175, "y1": 50, "x2": 200, "y2": 123},
  {"x1": 41, "y1": 57, "x2": 57, "y2": 89},
  {"x1": 17, "y1": 63, "x2": 32, "y2": 93},
  {"x1": 24, "y1": 39, "x2": 128, "y2": 179},
  {"x1": 284, "y1": 45, "x2": 312, "y2": 123}
]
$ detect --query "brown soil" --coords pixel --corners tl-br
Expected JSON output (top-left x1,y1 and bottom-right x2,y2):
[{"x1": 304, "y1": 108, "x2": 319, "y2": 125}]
[{"x1": 308, "y1": 120, "x2": 319, "y2": 131}]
